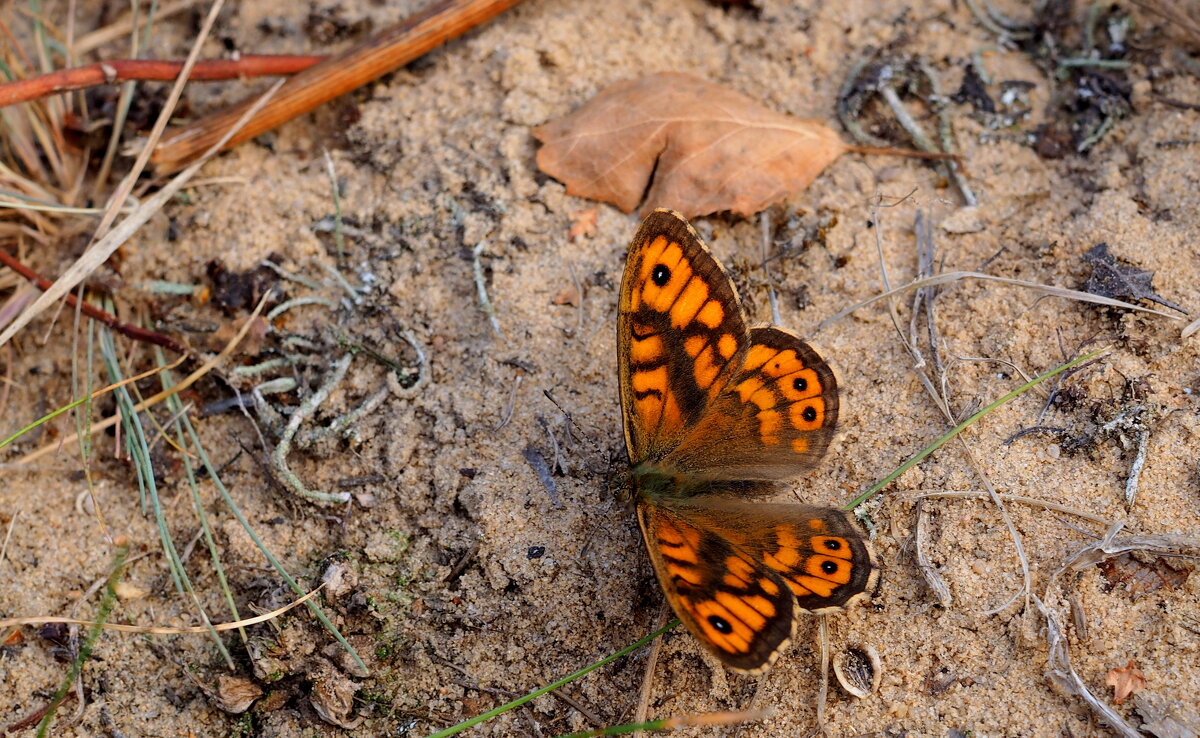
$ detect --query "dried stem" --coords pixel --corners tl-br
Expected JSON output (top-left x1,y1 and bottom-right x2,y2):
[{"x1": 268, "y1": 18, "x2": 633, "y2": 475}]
[
  {"x1": 0, "y1": 55, "x2": 323, "y2": 107},
  {"x1": 152, "y1": 0, "x2": 524, "y2": 172},
  {"x1": 0, "y1": 248, "x2": 186, "y2": 353}
]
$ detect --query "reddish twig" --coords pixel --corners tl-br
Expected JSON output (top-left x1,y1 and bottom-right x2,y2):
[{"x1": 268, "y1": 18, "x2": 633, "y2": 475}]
[
  {"x1": 0, "y1": 249, "x2": 187, "y2": 354},
  {"x1": 152, "y1": 0, "x2": 524, "y2": 173},
  {"x1": 3, "y1": 689, "x2": 77, "y2": 734},
  {"x1": 0, "y1": 55, "x2": 324, "y2": 108}
]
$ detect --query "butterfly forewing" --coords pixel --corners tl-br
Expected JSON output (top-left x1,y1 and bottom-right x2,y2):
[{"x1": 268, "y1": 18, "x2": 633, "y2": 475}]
[
  {"x1": 661, "y1": 326, "x2": 839, "y2": 482},
  {"x1": 618, "y1": 210, "x2": 750, "y2": 466}
]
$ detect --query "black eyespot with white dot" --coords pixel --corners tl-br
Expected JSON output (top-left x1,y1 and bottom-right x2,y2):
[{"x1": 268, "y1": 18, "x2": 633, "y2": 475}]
[
  {"x1": 651, "y1": 264, "x2": 670, "y2": 286},
  {"x1": 823, "y1": 539, "x2": 842, "y2": 551},
  {"x1": 793, "y1": 377, "x2": 808, "y2": 392},
  {"x1": 802, "y1": 406, "x2": 818, "y2": 423},
  {"x1": 821, "y1": 561, "x2": 839, "y2": 575},
  {"x1": 708, "y1": 615, "x2": 732, "y2": 634}
]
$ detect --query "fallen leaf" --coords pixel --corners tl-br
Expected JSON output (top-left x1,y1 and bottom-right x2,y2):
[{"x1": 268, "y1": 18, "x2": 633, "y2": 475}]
[
  {"x1": 533, "y1": 73, "x2": 848, "y2": 218},
  {"x1": 1107, "y1": 661, "x2": 1147, "y2": 705},
  {"x1": 1083, "y1": 243, "x2": 1188, "y2": 314},
  {"x1": 1098, "y1": 551, "x2": 1192, "y2": 600},
  {"x1": 208, "y1": 315, "x2": 269, "y2": 356},
  {"x1": 568, "y1": 207, "x2": 598, "y2": 241},
  {"x1": 214, "y1": 675, "x2": 263, "y2": 714}
]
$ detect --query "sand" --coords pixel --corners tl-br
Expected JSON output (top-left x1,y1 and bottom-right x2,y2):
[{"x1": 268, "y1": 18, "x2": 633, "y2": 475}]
[{"x1": 1, "y1": 0, "x2": 1198, "y2": 736}]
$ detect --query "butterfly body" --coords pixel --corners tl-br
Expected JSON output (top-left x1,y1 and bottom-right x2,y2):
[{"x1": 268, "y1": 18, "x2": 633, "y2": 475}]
[{"x1": 618, "y1": 209, "x2": 877, "y2": 674}]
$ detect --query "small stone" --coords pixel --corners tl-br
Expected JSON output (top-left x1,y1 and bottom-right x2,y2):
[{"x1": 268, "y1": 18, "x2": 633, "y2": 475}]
[
  {"x1": 113, "y1": 581, "x2": 149, "y2": 601},
  {"x1": 321, "y1": 559, "x2": 359, "y2": 603}
]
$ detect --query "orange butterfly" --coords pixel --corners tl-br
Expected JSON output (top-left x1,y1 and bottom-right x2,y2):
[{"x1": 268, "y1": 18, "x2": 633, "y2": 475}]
[{"x1": 618, "y1": 209, "x2": 877, "y2": 673}]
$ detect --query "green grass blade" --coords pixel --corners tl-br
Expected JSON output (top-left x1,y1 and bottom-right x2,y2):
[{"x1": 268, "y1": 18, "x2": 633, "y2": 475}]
[
  {"x1": 175, "y1": 411, "x2": 369, "y2": 675},
  {"x1": 97, "y1": 326, "x2": 232, "y2": 666},
  {"x1": 157, "y1": 348, "x2": 245, "y2": 646},
  {"x1": 841, "y1": 347, "x2": 1106, "y2": 511},
  {"x1": 427, "y1": 620, "x2": 679, "y2": 738},
  {"x1": 36, "y1": 542, "x2": 128, "y2": 737}
]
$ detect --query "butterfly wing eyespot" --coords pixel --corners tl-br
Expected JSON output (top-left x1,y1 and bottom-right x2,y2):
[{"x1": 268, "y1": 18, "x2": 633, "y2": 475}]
[{"x1": 758, "y1": 508, "x2": 877, "y2": 613}]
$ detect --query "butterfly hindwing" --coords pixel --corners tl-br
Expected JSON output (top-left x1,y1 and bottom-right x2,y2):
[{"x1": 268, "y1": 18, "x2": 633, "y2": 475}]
[
  {"x1": 637, "y1": 502, "x2": 795, "y2": 674},
  {"x1": 618, "y1": 210, "x2": 749, "y2": 466},
  {"x1": 660, "y1": 326, "x2": 839, "y2": 482},
  {"x1": 639, "y1": 498, "x2": 875, "y2": 673}
]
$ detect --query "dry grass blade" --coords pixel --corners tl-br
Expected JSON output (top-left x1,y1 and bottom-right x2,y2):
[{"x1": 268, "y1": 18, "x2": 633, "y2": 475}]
[
  {"x1": 910, "y1": 490, "x2": 1116, "y2": 528},
  {"x1": 95, "y1": 0, "x2": 227, "y2": 242},
  {"x1": 869, "y1": 209, "x2": 1033, "y2": 615},
  {"x1": 0, "y1": 74, "x2": 282, "y2": 350},
  {"x1": 915, "y1": 500, "x2": 953, "y2": 607},
  {"x1": 1032, "y1": 524, "x2": 1198, "y2": 736},
  {"x1": 1032, "y1": 593, "x2": 1142, "y2": 738},
  {"x1": 1061, "y1": 522, "x2": 1200, "y2": 572},
  {"x1": 1130, "y1": 0, "x2": 1200, "y2": 44},
  {"x1": 818, "y1": 270, "x2": 1186, "y2": 331},
  {"x1": 0, "y1": 585, "x2": 322, "y2": 633},
  {"x1": 72, "y1": 0, "x2": 203, "y2": 56}
]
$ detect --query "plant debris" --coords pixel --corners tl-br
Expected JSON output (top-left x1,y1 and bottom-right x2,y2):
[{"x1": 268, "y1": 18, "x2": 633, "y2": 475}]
[
  {"x1": 533, "y1": 72, "x2": 847, "y2": 218},
  {"x1": 1107, "y1": 661, "x2": 1148, "y2": 705},
  {"x1": 568, "y1": 207, "x2": 599, "y2": 241},
  {"x1": 213, "y1": 675, "x2": 264, "y2": 714},
  {"x1": 1098, "y1": 552, "x2": 1193, "y2": 600},
  {"x1": 1135, "y1": 691, "x2": 1200, "y2": 738},
  {"x1": 1082, "y1": 243, "x2": 1188, "y2": 315}
]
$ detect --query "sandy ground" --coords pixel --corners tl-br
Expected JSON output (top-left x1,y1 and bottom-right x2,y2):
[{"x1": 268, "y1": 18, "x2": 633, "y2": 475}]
[{"x1": 1, "y1": 0, "x2": 1199, "y2": 736}]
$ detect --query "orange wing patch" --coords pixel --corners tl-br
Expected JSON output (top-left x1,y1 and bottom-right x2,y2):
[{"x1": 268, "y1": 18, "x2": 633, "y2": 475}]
[{"x1": 739, "y1": 340, "x2": 830, "y2": 444}]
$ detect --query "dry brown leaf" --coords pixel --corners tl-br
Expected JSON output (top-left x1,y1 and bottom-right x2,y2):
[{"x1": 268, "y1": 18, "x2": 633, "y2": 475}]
[
  {"x1": 1098, "y1": 551, "x2": 1193, "y2": 600},
  {"x1": 214, "y1": 675, "x2": 263, "y2": 714},
  {"x1": 1107, "y1": 661, "x2": 1148, "y2": 705},
  {"x1": 568, "y1": 207, "x2": 598, "y2": 241},
  {"x1": 533, "y1": 72, "x2": 847, "y2": 218}
]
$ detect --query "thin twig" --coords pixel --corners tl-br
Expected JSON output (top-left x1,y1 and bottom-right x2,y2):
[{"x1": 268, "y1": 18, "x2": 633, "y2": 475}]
[
  {"x1": 473, "y1": 241, "x2": 504, "y2": 339},
  {"x1": 152, "y1": 0, "x2": 525, "y2": 172},
  {"x1": 631, "y1": 607, "x2": 668, "y2": 738},
  {"x1": 0, "y1": 55, "x2": 322, "y2": 107},
  {"x1": 915, "y1": 500, "x2": 953, "y2": 607},
  {"x1": 816, "y1": 615, "x2": 830, "y2": 730},
  {"x1": 0, "y1": 248, "x2": 186, "y2": 353}
]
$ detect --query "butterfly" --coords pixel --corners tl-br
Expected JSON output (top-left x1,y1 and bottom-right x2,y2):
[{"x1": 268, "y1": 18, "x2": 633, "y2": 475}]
[{"x1": 618, "y1": 209, "x2": 877, "y2": 674}]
